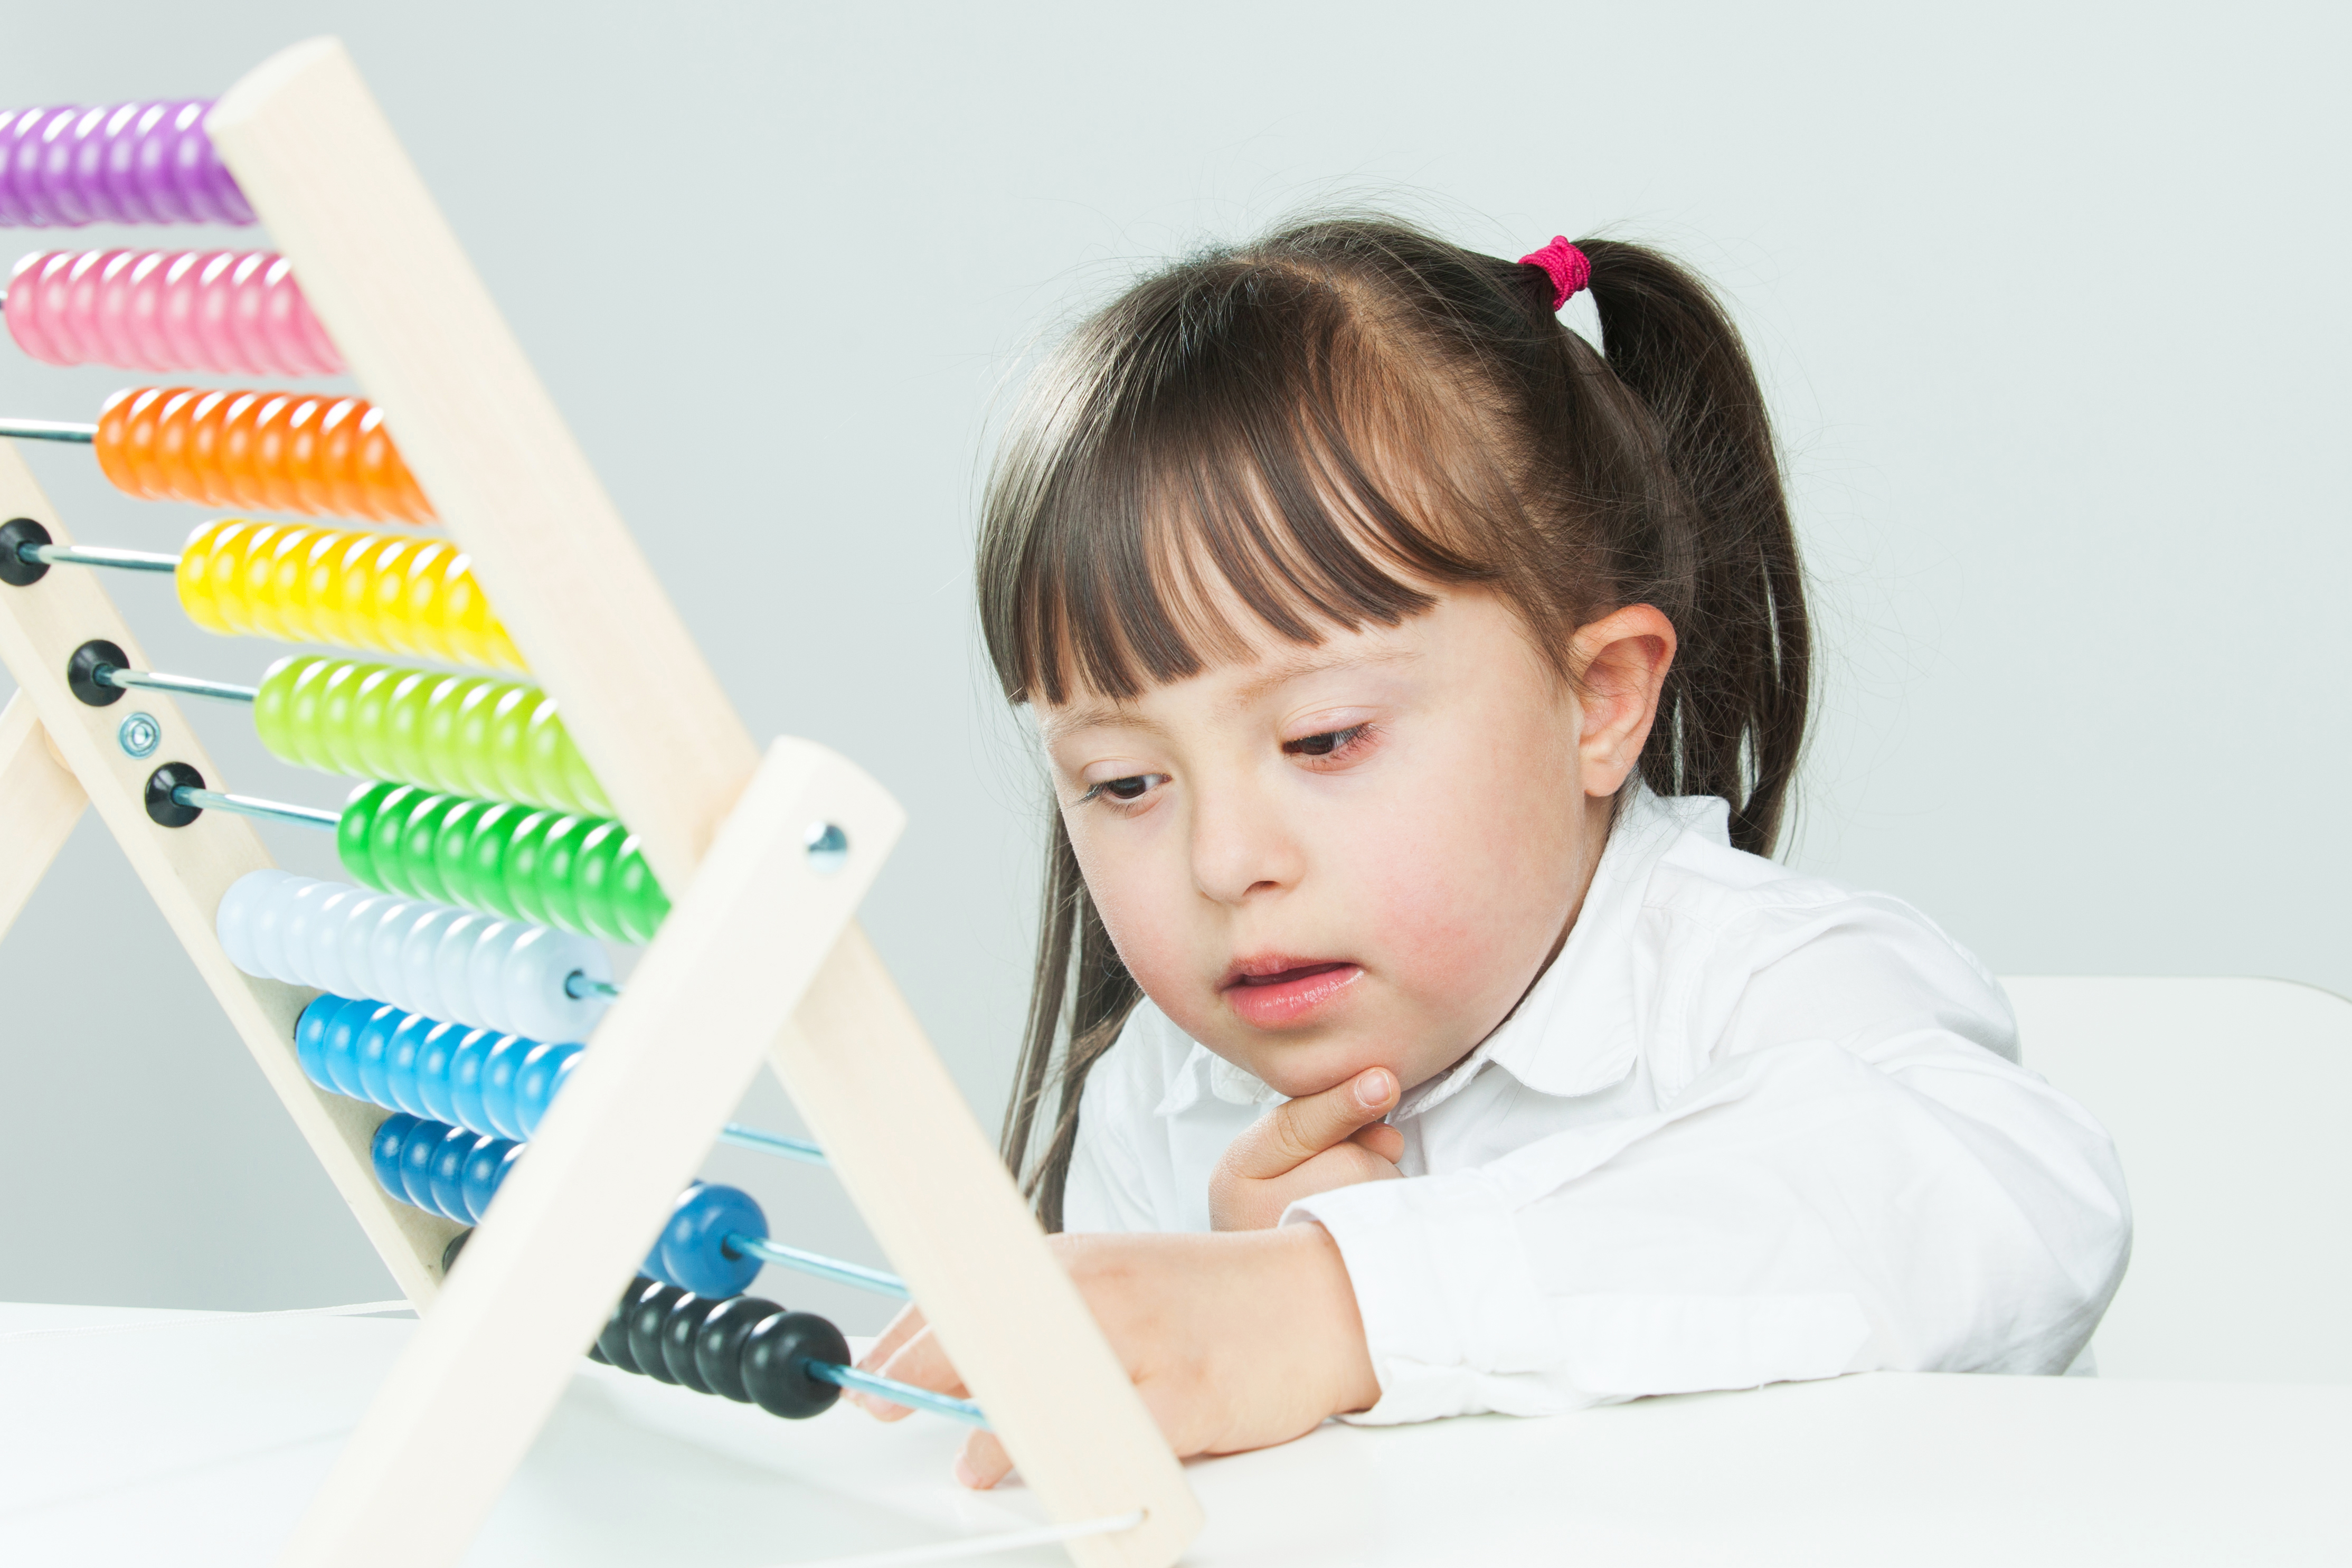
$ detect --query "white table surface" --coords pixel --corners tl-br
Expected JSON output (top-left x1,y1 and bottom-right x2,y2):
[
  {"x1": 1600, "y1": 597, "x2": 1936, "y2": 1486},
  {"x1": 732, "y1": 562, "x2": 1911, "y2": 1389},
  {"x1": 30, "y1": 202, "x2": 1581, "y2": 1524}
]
[{"x1": 2, "y1": 1301, "x2": 2344, "y2": 1567}]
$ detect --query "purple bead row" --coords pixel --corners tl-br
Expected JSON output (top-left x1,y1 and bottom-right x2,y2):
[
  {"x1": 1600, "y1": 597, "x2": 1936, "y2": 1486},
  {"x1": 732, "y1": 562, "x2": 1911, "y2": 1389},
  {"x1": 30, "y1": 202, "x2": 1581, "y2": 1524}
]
[{"x1": 0, "y1": 102, "x2": 252, "y2": 228}]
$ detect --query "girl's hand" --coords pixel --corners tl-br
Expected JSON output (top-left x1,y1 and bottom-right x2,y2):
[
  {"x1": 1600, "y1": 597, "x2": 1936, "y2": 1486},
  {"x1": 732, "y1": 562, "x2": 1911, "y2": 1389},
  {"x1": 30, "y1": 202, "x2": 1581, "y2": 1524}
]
[
  {"x1": 1207, "y1": 1066, "x2": 1404, "y2": 1230},
  {"x1": 853, "y1": 1226, "x2": 1381, "y2": 1488}
]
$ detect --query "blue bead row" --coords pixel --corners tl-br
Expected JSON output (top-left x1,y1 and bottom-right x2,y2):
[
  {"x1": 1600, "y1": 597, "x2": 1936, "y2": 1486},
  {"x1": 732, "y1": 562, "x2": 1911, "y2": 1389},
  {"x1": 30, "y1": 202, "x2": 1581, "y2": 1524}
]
[
  {"x1": 298, "y1": 994, "x2": 583, "y2": 1141},
  {"x1": 365, "y1": 1106, "x2": 769, "y2": 1300},
  {"x1": 370, "y1": 1111, "x2": 523, "y2": 1225}
]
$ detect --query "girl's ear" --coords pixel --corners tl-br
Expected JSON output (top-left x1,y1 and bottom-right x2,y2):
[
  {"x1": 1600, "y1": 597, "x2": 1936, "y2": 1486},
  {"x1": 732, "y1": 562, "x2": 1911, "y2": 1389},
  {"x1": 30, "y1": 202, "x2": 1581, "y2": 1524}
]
[{"x1": 1570, "y1": 604, "x2": 1676, "y2": 798}]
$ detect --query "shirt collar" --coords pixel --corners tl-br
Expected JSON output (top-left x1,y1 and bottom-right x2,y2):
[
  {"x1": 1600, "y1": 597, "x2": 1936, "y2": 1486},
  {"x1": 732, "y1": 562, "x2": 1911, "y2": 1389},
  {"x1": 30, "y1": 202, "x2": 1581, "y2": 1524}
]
[
  {"x1": 1153, "y1": 785, "x2": 1730, "y2": 1121},
  {"x1": 1393, "y1": 783, "x2": 1727, "y2": 1118}
]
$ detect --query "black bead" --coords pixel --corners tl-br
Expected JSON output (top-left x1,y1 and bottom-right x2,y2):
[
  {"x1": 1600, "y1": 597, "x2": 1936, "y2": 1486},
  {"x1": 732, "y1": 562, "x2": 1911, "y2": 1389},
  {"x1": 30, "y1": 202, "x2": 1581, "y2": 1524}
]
[
  {"x1": 66, "y1": 638, "x2": 128, "y2": 706},
  {"x1": 598, "y1": 1277, "x2": 658, "y2": 1374},
  {"x1": 692, "y1": 1295, "x2": 782, "y2": 1403},
  {"x1": 143, "y1": 761, "x2": 204, "y2": 827},
  {"x1": 626, "y1": 1281, "x2": 688, "y2": 1384},
  {"x1": 740, "y1": 1310, "x2": 851, "y2": 1420},
  {"x1": 659, "y1": 1294, "x2": 730, "y2": 1394},
  {"x1": 0, "y1": 518, "x2": 51, "y2": 587},
  {"x1": 440, "y1": 1228, "x2": 472, "y2": 1278}
]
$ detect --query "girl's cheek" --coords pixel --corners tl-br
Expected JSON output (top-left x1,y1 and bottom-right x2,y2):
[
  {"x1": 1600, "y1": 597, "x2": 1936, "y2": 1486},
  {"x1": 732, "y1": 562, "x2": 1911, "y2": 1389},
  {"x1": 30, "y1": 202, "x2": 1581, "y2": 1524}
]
[{"x1": 1065, "y1": 815, "x2": 1196, "y2": 1005}]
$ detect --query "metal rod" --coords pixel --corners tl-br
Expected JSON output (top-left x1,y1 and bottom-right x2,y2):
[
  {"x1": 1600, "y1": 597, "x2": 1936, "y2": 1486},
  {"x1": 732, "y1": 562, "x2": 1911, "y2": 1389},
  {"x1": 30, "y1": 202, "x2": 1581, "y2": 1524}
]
[
  {"x1": 96, "y1": 665, "x2": 258, "y2": 704},
  {"x1": 728, "y1": 1233, "x2": 907, "y2": 1299},
  {"x1": 21, "y1": 541, "x2": 180, "y2": 573},
  {"x1": 0, "y1": 418, "x2": 98, "y2": 445},
  {"x1": 718, "y1": 1122, "x2": 828, "y2": 1166},
  {"x1": 809, "y1": 1362, "x2": 989, "y2": 1429},
  {"x1": 171, "y1": 786, "x2": 341, "y2": 830},
  {"x1": 564, "y1": 971, "x2": 622, "y2": 1001}
]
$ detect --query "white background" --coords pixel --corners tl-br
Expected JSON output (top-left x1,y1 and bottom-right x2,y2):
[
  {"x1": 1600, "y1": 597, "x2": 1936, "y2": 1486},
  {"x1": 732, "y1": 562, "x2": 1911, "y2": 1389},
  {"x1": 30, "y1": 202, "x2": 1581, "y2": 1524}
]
[{"x1": 0, "y1": 2, "x2": 2342, "y2": 1323}]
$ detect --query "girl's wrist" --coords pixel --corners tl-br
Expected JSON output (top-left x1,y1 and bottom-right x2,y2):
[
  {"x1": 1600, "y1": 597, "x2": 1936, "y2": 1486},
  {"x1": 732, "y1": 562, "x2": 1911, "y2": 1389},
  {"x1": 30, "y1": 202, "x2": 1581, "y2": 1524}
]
[{"x1": 1271, "y1": 1221, "x2": 1382, "y2": 1416}]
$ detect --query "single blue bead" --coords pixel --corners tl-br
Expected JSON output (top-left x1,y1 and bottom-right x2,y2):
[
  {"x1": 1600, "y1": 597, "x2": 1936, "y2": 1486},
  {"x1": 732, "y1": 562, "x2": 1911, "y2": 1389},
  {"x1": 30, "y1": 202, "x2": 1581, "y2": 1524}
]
[
  {"x1": 322, "y1": 999, "x2": 376, "y2": 1099},
  {"x1": 386, "y1": 1012, "x2": 436, "y2": 1117},
  {"x1": 415, "y1": 1019, "x2": 465, "y2": 1126},
  {"x1": 398, "y1": 1116, "x2": 444, "y2": 1210},
  {"x1": 370, "y1": 1113, "x2": 419, "y2": 1206},
  {"x1": 479, "y1": 1033, "x2": 534, "y2": 1141},
  {"x1": 355, "y1": 1005, "x2": 403, "y2": 1110},
  {"x1": 656, "y1": 1182, "x2": 766, "y2": 1300},
  {"x1": 448, "y1": 1028, "x2": 497, "y2": 1139},
  {"x1": 295, "y1": 995, "x2": 342, "y2": 1091},
  {"x1": 428, "y1": 1123, "x2": 477, "y2": 1222},
  {"x1": 512, "y1": 1042, "x2": 583, "y2": 1138},
  {"x1": 460, "y1": 1134, "x2": 522, "y2": 1223}
]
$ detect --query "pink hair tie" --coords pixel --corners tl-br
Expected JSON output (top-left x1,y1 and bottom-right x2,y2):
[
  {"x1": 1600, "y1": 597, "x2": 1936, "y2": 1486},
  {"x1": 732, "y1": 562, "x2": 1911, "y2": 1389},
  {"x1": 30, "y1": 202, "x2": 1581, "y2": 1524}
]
[{"x1": 1519, "y1": 235, "x2": 1591, "y2": 310}]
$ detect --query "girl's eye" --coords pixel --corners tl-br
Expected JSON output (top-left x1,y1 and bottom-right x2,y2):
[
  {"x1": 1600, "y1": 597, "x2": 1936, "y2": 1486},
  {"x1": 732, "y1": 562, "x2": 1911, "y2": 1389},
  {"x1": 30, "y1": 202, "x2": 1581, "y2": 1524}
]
[
  {"x1": 1079, "y1": 772, "x2": 1168, "y2": 806},
  {"x1": 1283, "y1": 723, "x2": 1371, "y2": 759}
]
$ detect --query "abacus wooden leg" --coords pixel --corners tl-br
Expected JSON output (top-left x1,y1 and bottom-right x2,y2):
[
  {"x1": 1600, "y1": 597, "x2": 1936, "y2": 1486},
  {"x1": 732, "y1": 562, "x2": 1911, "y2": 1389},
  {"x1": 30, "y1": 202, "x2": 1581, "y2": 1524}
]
[
  {"x1": 203, "y1": 36, "x2": 1203, "y2": 1567},
  {"x1": 777, "y1": 931, "x2": 1205, "y2": 1568},
  {"x1": 0, "y1": 444, "x2": 458, "y2": 1305},
  {"x1": 0, "y1": 691, "x2": 85, "y2": 945},
  {"x1": 277, "y1": 737, "x2": 900, "y2": 1568}
]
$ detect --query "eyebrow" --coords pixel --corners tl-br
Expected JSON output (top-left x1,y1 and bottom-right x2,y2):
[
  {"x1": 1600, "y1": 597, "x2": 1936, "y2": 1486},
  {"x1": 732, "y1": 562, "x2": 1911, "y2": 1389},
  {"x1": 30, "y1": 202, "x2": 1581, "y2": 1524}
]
[{"x1": 1036, "y1": 644, "x2": 1421, "y2": 744}]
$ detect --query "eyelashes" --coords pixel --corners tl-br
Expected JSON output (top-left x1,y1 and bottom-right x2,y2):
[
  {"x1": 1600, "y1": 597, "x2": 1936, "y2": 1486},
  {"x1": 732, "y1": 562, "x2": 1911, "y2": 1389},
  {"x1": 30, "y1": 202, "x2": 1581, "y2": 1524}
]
[
  {"x1": 1282, "y1": 722, "x2": 1373, "y2": 761},
  {"x1": 1075, "y1": 723, "x2": 1378, "y2": 811}
]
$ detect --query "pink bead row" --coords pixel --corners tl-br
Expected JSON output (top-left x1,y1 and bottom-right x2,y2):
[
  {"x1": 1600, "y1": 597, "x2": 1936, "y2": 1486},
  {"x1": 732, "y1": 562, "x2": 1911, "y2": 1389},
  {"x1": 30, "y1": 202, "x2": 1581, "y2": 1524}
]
[{"x1": 4, "y1": 248, "x2": 341, "y2": 377}]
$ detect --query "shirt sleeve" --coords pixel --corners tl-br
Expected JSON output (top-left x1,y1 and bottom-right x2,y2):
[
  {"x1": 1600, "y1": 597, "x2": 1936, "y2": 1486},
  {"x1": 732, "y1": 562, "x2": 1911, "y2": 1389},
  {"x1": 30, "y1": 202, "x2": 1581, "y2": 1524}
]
[{"x1": 1287, "y1": 910, "x2": 2132, "y2": 1424}]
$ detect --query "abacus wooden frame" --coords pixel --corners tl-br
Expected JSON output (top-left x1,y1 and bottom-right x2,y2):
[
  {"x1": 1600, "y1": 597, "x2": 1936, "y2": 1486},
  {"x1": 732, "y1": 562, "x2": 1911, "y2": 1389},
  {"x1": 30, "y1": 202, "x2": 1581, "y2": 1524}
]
[{"x1": 0, "y1": 34, "x2": 1203, "y2": 1568}]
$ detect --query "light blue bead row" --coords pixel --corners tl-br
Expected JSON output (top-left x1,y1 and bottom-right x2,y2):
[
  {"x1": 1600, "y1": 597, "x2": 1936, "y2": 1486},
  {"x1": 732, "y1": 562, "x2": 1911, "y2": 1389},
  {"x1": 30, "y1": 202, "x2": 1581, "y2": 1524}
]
[{"x1": 297, "y1": 993, "x2": 582, "y2": 1142}]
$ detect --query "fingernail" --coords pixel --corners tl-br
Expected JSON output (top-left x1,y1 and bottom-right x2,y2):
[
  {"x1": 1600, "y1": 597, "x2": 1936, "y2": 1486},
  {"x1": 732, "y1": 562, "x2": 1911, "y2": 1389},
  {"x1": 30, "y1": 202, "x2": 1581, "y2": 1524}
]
[
  {"x1": 1357, "y1": 1068, "x2": 1394, "y2": 1107},
  {"x1": 952, "y1": 1454, "x2": 984, "y2": 1489}
]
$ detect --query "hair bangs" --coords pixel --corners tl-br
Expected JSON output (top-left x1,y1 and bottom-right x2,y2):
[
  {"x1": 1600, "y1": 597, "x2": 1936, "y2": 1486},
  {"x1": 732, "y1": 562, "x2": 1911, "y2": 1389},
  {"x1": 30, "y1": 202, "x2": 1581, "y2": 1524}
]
[{"x1": 983, "y1": 258, "x2": 1504, "y2": 706}]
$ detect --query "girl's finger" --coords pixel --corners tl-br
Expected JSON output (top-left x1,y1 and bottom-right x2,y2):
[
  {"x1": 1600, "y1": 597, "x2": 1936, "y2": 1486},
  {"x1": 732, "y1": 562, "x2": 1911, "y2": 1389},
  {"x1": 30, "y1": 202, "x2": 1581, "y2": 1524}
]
[
  {"x1": 1224, "y1": 1067, "x2": 1399, "y2": 1180},
  {"x1": 859, "y1": 1323, "x2": 971, "y2": 1422},
  {"x1": 857, "y1": 1301, "x2": 931, "y2": 1374},
  {"x1": 952, "y1": 1431, "x2": 1014, "y2": 1489},
  {"x1": 1349, "y1": 1122, "x2": 1405, "y2": 1163}
]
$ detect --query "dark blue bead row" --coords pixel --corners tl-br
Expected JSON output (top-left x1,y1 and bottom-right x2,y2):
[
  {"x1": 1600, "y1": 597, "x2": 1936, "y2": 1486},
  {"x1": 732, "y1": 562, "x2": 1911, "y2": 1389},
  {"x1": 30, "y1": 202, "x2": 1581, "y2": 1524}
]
[
  {"x1": 369, "y1": 1111, "x2": 522, "y2": 1225},
  {"x1": 366, "y1": 1106, "x2": 766, "y2": 1301}
]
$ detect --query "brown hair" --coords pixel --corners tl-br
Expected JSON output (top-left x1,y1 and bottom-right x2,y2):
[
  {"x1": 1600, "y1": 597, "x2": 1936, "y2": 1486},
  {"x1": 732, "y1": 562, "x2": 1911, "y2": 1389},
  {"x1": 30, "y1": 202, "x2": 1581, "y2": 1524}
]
[{"x1": 978, "y1": 215, "x2": 1809, "y2": 1227}]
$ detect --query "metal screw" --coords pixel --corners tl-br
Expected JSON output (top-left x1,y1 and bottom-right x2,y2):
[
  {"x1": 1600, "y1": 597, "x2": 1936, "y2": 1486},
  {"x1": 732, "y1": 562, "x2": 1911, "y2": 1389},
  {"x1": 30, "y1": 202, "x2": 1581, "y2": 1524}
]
[
  {"x1": 117, "y1": 711, "x2": 160, "y2": 758},
  {"x1": 804, "y1": 821, "x2": 849, "y2": 874}
]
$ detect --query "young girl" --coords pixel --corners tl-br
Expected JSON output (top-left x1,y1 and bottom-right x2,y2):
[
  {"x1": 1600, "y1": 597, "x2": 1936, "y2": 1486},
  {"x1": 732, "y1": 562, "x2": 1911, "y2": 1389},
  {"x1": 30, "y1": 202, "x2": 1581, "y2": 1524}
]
[{"x1": 855, "y1": 218, "x2": 2131, "y2": 1486}]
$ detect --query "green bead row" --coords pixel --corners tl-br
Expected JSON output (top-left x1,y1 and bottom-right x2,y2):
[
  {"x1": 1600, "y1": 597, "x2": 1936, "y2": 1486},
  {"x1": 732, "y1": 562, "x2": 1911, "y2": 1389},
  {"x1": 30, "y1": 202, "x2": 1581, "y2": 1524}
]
[
  {"x1": 337, "y1": 780, "x2": 669, "y2": 944},
  {"x1": 253, "y1": 656, "x2": 611, "y2": 818}
]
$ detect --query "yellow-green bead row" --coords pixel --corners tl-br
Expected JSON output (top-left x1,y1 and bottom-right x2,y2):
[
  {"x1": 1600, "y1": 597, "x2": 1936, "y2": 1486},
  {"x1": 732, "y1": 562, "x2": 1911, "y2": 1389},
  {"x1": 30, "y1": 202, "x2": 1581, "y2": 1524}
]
[{"x1": 253, "y1": 655, "x2": 611, "y2": 818}]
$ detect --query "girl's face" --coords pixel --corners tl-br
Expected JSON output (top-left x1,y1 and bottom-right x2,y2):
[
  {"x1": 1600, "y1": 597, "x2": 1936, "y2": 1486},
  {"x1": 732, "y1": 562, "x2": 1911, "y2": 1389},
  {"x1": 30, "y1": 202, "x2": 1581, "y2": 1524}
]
[{"x1": 1041, "y1": 588, "x2": 1675, "y2": 1099}]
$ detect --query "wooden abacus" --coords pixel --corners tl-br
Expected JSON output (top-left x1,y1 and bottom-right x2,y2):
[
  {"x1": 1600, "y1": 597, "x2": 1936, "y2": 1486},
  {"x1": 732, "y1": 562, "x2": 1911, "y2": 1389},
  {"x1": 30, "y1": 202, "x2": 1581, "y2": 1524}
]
[{"x1": 0, "y1": 37, "x2": 1200, "y2": 1568}]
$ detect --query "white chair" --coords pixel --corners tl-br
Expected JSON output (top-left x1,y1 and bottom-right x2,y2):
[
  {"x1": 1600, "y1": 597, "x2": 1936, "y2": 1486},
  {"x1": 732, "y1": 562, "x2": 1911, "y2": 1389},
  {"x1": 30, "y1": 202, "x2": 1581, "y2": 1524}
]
[{"x1": 2002, "y1": 976, "x2": 2352, "y2": 1383}]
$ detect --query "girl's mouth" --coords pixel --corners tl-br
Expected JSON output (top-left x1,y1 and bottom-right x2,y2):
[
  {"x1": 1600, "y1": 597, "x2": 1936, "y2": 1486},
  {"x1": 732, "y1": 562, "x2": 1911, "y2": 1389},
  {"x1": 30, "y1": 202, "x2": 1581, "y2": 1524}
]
[{"x1": 1220, "y1": 959, "x2": 1363, "y2": 1028}]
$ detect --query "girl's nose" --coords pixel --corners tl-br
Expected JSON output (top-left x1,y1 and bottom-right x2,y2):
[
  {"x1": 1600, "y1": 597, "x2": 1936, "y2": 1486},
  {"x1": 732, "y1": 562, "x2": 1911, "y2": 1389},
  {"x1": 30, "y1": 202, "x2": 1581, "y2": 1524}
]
[{"x1": 1187, "y1": 781, "x2": 1303, "y2": 905}]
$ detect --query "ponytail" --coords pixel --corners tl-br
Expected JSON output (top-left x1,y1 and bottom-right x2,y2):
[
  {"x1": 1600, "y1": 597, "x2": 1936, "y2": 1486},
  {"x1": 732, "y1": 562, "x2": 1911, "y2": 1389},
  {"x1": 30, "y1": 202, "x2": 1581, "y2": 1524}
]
[{"x1": 1578, "y1": 241, "x2": 1809, "y2": 855}]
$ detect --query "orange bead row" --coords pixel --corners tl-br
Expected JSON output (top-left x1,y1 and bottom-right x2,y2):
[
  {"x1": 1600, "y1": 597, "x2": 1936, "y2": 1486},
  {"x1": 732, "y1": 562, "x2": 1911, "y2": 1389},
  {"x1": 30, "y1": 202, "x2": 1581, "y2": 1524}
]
[{"x1": 93, "y1": 385, "x2": 434, "y2": 525}]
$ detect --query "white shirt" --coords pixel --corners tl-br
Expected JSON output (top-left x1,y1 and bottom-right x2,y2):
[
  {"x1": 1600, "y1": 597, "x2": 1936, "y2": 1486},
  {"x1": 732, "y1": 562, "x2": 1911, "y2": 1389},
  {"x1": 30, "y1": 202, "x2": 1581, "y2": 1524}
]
[{"x1": 1063, "y1": 787, "x2": 2132, "y2": 1424}]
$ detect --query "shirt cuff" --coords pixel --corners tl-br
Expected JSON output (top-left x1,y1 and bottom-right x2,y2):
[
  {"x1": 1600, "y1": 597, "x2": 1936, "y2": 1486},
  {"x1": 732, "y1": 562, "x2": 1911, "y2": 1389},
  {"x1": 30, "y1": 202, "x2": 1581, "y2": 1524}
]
[{"x1": 1286, "y1": 1173, "x2": 1564, "y2": 1424}]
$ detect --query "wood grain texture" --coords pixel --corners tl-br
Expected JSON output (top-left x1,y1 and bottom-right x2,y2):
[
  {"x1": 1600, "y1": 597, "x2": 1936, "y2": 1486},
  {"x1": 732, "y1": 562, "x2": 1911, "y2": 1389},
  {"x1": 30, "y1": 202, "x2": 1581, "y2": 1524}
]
[
  {"x1": 208, "y1": 39, "x2": 757, "y2": 890},
  {"x1": 277, "y1": 739, "x2": 903, "y2": 1568},
  {"x1": 0, "y1": 443, "x2": 456, "y2": 1303},
  {"x1": 0, "y1": 691, "x2": 86, "y2": 945}
]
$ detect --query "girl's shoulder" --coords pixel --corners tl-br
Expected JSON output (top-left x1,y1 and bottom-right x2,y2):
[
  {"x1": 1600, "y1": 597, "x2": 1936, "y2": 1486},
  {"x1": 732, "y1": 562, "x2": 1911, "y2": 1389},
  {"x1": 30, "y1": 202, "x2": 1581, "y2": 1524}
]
[{"x1": 1620, "y1": 794, "x2": 2017, "y2": 1071}]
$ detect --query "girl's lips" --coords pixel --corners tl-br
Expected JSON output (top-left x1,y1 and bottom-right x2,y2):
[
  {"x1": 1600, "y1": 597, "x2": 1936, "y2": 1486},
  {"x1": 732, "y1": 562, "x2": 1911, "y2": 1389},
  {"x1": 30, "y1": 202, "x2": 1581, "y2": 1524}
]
[{"x1": 1221, "y1": 961, "x2": 1363, "y2": 1028}]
